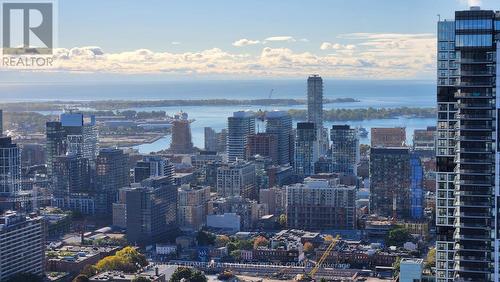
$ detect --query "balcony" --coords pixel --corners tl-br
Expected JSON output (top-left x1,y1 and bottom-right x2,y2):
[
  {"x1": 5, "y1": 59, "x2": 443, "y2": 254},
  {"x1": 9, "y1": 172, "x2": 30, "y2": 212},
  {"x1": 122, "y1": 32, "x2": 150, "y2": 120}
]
[
  {"x1": 455, "y1": 147, "x2": 491, "y2": 154},
  {"x1": 454, "y1": 221, "x2": 491, "y2": 229},
  {"x1": 455, "y1": 114, "x2": 492, "y2": 120},
  {"x1": 457, "y1": 104, "x2": 494, "y2": 110},
  {"x1": 455, "y1": 124, "x2": 493, "y2": 131},
  {"x1": 455, "y1": 158, "x2": 492, "y2": 165},
  {"x1": 459, "y1": 57, "x2": 495, "y2": 64},
  {"x1": 454, "y1": 254, "x2": 491, "y2": 263},
  {"x1": 455, "y1": 212, "x2": 491, "y2": 219},
  {"x1": 455, "y1": 92, "x2": 493, "y2": 99},
  {"x1": 454, "y1": 200, "x2": 491, "y2": 208},
  {"x1": 454, "y1": 168, "x2": 492, "y2": 175},
  {"x1": 455, "y1": 135, "x2": 492, "y2": 142},
  {"x1": 459, "y1": 70, "x2": 494, "y2": 76}
]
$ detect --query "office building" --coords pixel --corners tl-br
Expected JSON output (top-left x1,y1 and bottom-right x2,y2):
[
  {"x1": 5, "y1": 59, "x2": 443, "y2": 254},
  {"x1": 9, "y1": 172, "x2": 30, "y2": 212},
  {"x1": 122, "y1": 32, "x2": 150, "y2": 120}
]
[
  {"x1": 246, "y1": 133, "x2": 279, "y2": 164},
  {"x1": 286, "y1": 177, "x2": 356, "y2": 230},
  {"x1": 112, "y1": 189, "x2": 127, "y2": 229},
  {"x1": 370, "y1": 147, "x2": 411, "y2": 219},
  {"x1": 307, "y1": 75, "x2": 323, "y2": 129},
  {"x1": 371, "y1": 127, "x2": 406, "y2": 147},
  {"x1": 204, "y1": 127, "x2": 218, "y2": 152},
  {"x1": 45, "y1": 121, "x2": 65, "y2": 178},
  {"x1": 125, "y1": 176, "x2": 177, "y2": 246},
  {"x1": 0, "y1": 211, "x2": 45, "y2": 281},
  {"x1": 177, "y1": 185, "x2": 210, "y2": 231},
  {"x1": 95, "y1": 148, "x2": 130, "y2": 214},
  {"x1": 227, "y1": 111, "x2": 255, "y2": 163},
  {"x1": 0, "y1": 137, "x2": 21, "y2": 211},
  {"x1": 265, "y1": 110, "x2": 294, "y2": 165},
  {"x1": 133, "y1": 155, "x2": 174, "y2": 184},
  {"x1": 217, "y1": 160, "x2": 256, "y2": 199},
  {"x1": 169, "y1": 112, "x2": 194, "y2": 154},
  {"x1": 61, "y1": 112, "x2": 99, "y2": 163},
  {"x1": 52, "y1": 154, "x2": 91, "y2": 197},
  {"x1": 294, "y1": 122, "x2": 318, "y2": 177},
  {"x1": 330, "y1": 125, "x2": 360, "y2": 176},
  {"x1": 436, "y1": 8, "x2": 500, "y2": 282}
]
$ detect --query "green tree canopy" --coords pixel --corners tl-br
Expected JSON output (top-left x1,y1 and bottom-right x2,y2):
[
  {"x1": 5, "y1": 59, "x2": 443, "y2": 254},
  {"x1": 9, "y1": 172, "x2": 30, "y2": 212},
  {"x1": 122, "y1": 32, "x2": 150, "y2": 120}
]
[{"x1": 386, "y1": 227, "x2": 411, "y2": 247}]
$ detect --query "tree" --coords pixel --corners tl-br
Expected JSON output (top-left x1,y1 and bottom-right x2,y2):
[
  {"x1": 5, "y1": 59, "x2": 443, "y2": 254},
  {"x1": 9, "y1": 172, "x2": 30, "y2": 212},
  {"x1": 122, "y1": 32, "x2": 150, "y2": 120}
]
[
  {"x1": 253, "y1": 236, "x2": 269, "y2": 249},
  {"x1": 169, "y1": 267, "x2": 207, "y2": 282},
  {"x1": 116, "y1": 246, "x2": 148, "y2": 267},
  {"x1": 426, "y1": 248, "x2": 436, "y2": 270},
  {"x1": 190, "y1": 270, "x2": 208, "y2": 282},
  {"x1": 95, "y1": 246, "x2": 148, "y2": 273},
  {"x1": 393, "y1": 257, "x2": 401, "y2": 275},
  {"x1": 226, "y1": 242, "x2": 237, "y2": 253},
  {"x1": 196, "y1": 231, "x2": 216, "y2": 246},
  {"x1": 72, "y1": 275, "x2": 90, "y2": 282},
  {"x1": 279, "y1": 214, "x2": 287, "y2": 227},
  {"x1": 215, "y1": 235, "x2": 230, "y2": 247},
  {"x1": 386, "y1": 227, "x2": 411, "y2": 247},
  {"x1": 230, "y1": 250, "x2": 241, "y2": 261},
  {"x1": 303, "y1": 242, "x2": 314, "y2": 253},
  {"x1": 170, "y1": 267, "x2": 193, "y2": 282}
]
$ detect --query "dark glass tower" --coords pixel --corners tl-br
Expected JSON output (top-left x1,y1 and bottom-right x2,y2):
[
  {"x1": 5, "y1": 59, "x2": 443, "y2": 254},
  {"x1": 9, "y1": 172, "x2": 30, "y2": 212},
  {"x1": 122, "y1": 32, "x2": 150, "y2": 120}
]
[{"x1": 436, "y1": 7, "x2": 500, "y2": 282}]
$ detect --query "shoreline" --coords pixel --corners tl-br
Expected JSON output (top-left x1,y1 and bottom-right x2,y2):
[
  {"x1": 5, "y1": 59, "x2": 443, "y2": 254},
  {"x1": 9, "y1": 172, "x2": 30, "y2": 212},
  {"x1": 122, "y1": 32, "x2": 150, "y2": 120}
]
[{"x1": 0, "y1": 98, "x2": 359, "y2": 112}]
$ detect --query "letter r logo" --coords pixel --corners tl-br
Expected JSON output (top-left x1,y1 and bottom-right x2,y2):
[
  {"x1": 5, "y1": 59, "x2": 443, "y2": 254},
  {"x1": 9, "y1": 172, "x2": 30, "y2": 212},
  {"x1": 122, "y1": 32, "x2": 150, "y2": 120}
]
[{"x1": 2, "y1": 1, "x2": 53, "y2": 55}]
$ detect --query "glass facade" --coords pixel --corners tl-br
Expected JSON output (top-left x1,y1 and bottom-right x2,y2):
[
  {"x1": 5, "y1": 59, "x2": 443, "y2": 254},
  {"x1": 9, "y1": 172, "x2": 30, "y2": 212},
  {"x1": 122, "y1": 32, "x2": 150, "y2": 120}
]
[
  {"x1": 456, "y1": 34, "x2": 492, "y2": 47},
  {"x1": 456, "y1": 19, "x2": 492, "y2": 30}
]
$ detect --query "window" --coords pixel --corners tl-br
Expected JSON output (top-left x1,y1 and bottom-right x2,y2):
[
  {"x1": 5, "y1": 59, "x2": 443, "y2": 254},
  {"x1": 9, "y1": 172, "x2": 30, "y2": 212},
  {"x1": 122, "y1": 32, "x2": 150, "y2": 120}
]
[
  {"x1": 438, "y1": 42, "x2": 448, "y2": 50},
  {"x1": 456, "y1": 19, "x2": 492, "y2": 30},
  {"x1": 456, "y1": 34, "x2": 492, "y2": 47}
]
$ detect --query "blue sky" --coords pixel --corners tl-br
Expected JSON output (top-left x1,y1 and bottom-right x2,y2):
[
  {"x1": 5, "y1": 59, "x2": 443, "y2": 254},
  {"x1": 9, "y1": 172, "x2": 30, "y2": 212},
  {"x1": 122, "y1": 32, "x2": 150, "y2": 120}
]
[
  {"x1": 1, "y1": 0, "x2": 498, "y2": 81},
  {"x1": 57, "y1": 0, "x2": 490, "y2": 52}
]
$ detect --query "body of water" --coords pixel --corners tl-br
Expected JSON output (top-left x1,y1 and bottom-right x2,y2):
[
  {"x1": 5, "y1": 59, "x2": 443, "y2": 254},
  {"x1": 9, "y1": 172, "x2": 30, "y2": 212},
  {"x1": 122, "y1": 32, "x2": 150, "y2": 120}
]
[
  {"x1": 131, "y1": 104, "x2": 436, "y2": 153},
  {"x1": 0, "y1": 80, "x2": 435, "y2": 107},
  {"x1": 0, "y1": 80, "x2": 436, "y2": 154}
]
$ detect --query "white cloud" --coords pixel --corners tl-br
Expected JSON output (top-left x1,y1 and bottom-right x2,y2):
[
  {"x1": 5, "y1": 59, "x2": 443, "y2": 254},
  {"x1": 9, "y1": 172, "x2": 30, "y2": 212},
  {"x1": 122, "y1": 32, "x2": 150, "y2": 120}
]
[
  {"x1": 458, "y1": 0, "x2": 481, "y2": 7},
  {"x1": 232, "y1": 38, "x2": 261, "y2": 47},
  {"x1": 171, "y1": 41, "x2": 181, "y2": 45},
  {"x1": 0, "y1": 32, "x2": 437, "y2": 79},
  {"x1": 320, "y1": 42, "x2": 356, "y2": 50},
  {"x1": 264, "y1": 36, "x2": 296, "y2": 43}
]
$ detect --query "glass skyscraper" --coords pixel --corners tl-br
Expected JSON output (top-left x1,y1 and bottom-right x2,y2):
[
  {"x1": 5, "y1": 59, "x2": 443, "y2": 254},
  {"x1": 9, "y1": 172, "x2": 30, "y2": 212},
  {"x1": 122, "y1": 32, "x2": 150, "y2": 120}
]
[
  {"x1": 436, "y1": 7, "x2": 500, "y2": 282},
  {"x1": 307, "y1": 75, "x2": 323, "y2": 129},
  {"x1": 330, "y1": 125, "x2": 360, "y2": 176},
  {"x1": 265, "y1": 110, "x2": 293, "y2": 166},
  {"x1": 227, "y1": 111, "x2": 255, "y2": 163},
  {"x1": 294, "y1": 122, "x2": 318, "y2": 177}
]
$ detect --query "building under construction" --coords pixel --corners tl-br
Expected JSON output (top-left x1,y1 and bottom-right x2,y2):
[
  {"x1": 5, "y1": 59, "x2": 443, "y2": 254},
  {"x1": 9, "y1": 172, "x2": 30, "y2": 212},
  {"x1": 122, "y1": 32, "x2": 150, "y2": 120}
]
[{"x1": 169, "y1": 112, "x2": 194, "y2": 154}]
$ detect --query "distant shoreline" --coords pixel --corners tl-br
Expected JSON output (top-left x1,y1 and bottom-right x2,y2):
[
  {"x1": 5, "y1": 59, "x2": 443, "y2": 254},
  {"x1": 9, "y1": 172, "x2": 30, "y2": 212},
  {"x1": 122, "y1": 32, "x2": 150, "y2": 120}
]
[{"x1": 0, "y1": 98, "x2": 359, "y2": 111}]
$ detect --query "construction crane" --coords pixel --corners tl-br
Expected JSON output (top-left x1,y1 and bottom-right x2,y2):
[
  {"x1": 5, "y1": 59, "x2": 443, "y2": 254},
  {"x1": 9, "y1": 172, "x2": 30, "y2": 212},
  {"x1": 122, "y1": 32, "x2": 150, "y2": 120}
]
[
  {"x1": 258, "y1": 89, "x2": 275, "y2": 122},
  {"x1": 308, "y1": 235, "x2": 341, "y2": 278}
]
